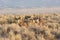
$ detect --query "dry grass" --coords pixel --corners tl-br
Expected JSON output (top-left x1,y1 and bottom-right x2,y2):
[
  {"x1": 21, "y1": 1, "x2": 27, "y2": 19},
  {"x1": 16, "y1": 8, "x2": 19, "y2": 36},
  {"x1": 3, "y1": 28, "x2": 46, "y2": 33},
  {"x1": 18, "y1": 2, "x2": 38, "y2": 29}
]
[{"x1": 0, "y1": 14, "x2": 60, "y2": 40}]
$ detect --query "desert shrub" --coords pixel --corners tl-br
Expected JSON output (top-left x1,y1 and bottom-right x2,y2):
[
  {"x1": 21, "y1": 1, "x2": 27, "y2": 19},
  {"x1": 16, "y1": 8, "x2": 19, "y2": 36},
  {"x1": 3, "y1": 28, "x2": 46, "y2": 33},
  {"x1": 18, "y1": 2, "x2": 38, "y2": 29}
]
[
  {"x1": 25, "y1": 16, "x2": 31, "y2": 19},
  {"x1": 14, "y1": 16, "x2": 21, "y2": 20},
  {"x1": 51, "y1": 31, "x2": 60, "y2": 39},
  {"x1": 7, "y1": 18, "x2": 17, "y2": 24}
]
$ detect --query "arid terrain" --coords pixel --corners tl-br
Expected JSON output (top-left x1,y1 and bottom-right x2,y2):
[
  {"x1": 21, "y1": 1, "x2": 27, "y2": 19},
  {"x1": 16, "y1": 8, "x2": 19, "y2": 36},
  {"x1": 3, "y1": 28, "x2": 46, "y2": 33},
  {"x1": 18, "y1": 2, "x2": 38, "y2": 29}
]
[{"x1": 0, "y1": 14, "x2": 60, "y2": 40}]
